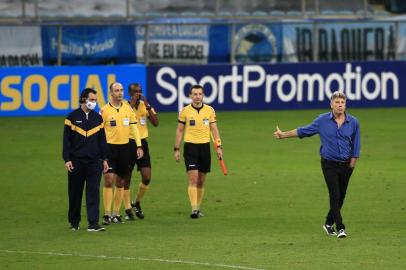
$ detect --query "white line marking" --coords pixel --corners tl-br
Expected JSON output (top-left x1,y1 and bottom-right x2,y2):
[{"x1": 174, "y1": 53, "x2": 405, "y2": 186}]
[{"x1": 0, "y1": 250, "x2": 267, "y2": 270}]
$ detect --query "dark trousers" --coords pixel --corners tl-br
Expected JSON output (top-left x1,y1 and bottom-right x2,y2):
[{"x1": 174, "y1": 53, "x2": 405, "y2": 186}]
[
  {"x1": 321, "y1": 158, "x2": 354, "y2": 231},
  {"x1": 68, "y1": 159, "x2": 102, "y2": 226}
]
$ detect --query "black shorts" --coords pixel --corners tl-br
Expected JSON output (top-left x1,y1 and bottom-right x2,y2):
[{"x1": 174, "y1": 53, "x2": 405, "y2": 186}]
[
  {"x1": 183, "y1": 142, "x2": 211, "y2": 173},
  {"x1": 106, "y1": 143, "x2": 130, "y2": 177},
  {"x1": 129, "y1": 139, "x2": 151, "y2": 172}
]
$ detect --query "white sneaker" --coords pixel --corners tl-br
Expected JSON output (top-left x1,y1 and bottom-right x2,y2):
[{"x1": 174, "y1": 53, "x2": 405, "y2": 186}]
[{"x1": 337, "y1": 229, "x2": 347, "y2": 238}]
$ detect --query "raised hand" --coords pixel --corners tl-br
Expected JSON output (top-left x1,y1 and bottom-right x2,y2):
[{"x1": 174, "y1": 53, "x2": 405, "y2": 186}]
[{"x1": 274, "y1": 125, "x2": 283, "y2": 139}]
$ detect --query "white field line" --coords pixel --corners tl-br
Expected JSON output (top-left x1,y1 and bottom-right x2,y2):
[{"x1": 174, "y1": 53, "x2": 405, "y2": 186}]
[{"x1": 0, "y1": 249, "x2": 267, "y2": 270}]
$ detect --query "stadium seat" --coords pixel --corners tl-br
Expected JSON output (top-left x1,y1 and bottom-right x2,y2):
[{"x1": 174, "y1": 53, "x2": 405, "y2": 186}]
[
  {"x1": 162, "y1": 11, "x2": 178, "y2": 17},
  {"x1": 321, "y1": 10, "x2": 337, "y2": 16},
  {"x1": 251, "y1": 11, "x2": 268, "y2": 17},
  {"x1": 181, "y1": 11, "x2": 197, "y2": 17},
  {"x1": 286, "y1": 10, "x2": 302, "y2": 17},
  {"x1": 338, "y1": 10, "x2": 355, "y2": 16},
  {"x1": 0, "y1": 1, "x2": 22, "y2": 18},
  {"x1": 218, "y1": 11, "x2": 233, "y2": 17},
  {"x1": 199, "y1": 11, "x2": 215, "y2": 17},
  {"x1": 235, "y1": 11, "x2": 250, "y2": 16},
  {"x1": 270, "y1": 10, "x2": 285, "y2": 16}
]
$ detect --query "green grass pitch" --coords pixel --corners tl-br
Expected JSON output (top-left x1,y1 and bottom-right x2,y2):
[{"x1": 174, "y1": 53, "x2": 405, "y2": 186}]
[{"x1": 0, "y1": 108, "x2": 405, "y2": 270}]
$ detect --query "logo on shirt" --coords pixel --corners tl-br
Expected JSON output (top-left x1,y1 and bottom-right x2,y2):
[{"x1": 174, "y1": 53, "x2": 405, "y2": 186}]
[
  {"x1": 203, "y1": 118, "x2": 209, "y2": 125},
  {"x1": 110, "y1": 120, "x2": 117, "y2": 127},
  {"x1": 189, "y1": 119, "x2": 196, "y2": 126}
]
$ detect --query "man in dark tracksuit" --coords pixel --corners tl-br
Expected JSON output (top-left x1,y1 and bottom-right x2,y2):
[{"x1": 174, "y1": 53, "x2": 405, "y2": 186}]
[{"x1": 63, "y1": 88, "x2": 109, "y2": 232}]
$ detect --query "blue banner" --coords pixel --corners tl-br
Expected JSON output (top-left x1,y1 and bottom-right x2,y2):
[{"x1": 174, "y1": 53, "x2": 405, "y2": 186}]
[
  {"x1": 147, "y1": 62, "x2": 405, "y2": 112},
  {"x1": 233, "y1": 23, "x2": 283, "y2": 63},
  {"x1": 283, "y1": 22, "x2": 397, "y2": 62},
  {"x1": 0, "y1": 65, "x2": 146, "y2": 116},
  {"x1": 41, "y1": 26, "x2": 135, "y2": 65}
]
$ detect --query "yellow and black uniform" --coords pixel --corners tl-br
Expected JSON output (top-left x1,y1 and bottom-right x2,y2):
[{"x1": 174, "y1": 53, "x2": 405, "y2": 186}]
[
  {"x1": 63, "y1": 108, "x2": 107, "y2": 227},
  {"x1": 178, "y1": 104, "x2": 216, "y2": 173},
  {"x1": 100, "y1": 102, "x2": 140, "y2": 177},
  {"x1": 129, "y1": 101, "x2": 155, "y2": 171}
]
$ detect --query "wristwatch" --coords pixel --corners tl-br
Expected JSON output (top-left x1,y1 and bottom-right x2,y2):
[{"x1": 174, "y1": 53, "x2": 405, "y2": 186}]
[{"x1": 173, "y1": 147, "x2": 179, "y2": 151}]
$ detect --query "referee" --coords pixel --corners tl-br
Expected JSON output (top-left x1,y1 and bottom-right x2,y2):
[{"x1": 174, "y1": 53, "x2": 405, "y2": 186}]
[
  {"x1": 62, "y1": 88, "x2": 109, "y2": 232},
  {"x1": 100, "y1": 82, "x2": 143, "y2": 225},
  {"x1": 174, "y1": 85, "x2": 223, "y2": 219},
  {"x1": 274, "y1": 91, "x2": 360, "y2": 238},
  {"x1": 123, "y1": 83, "x2": 159, "y2": 220}
]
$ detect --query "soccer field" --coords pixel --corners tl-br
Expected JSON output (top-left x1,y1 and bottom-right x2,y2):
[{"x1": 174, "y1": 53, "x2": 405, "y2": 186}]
[{"x1": 0, "y1": 108, "x2": 405, "y2": 270}]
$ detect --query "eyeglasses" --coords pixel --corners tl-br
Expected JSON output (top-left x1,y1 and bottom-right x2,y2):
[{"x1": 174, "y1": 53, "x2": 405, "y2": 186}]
[{"x1": 330, "y1": 91, "x2": 346, "y2": 100}]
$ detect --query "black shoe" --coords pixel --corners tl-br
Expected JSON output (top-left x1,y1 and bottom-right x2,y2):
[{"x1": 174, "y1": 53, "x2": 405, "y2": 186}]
[
  {"x1": 131, "y1": 200, "x2": 145, "y2": 219},
  {"x1": 125, "y1": 209, "x2": 136, "y2": 221},
  {"x1": 102, "y1": 215, "x2": 111, "y2": 225},
  {"x1": 337, "y1": 229, "x2": 347, "y2": 238},
  {"x1": 323, "y1": 224, "x2": 337, "y2": 236},
  {"x1": 70, "y1": 224, "x2": 79, "y2": 231},
  {"x1": 87, "y1": 224, "x2": 105, "y2": 232},
  {"x1": 190, "y1": 210, "x2": 199, "y2": 219},
  {"x1": 111, "y1": 215, "x2": 124, "y2": 224}
]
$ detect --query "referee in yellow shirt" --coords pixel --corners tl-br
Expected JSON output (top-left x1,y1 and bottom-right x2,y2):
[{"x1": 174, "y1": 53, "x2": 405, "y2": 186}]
[
  {"x1": 122, "y1": 83, "x2": 158, "y2": 220},
  {"x1": 174, "y1": 85, "x2": 223, "y2": 219},
  {"x1": 100, "y1": 82, "x2": 143, "y2": 225}
]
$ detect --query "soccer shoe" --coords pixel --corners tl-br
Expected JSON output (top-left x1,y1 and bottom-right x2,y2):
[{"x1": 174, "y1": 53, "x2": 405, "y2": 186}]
[
  {"x1": 125, "y1": 209, "x2": 136, "y2": 221},
  {"x1": 102, "y1": 215, "x2": 112, "y2": 225},
  {"x1": 323, "y1": 224, "x2": 337, "y2": 236},
  {"x1": 197, "y1": 210, "x2": 204, "y2": 217},
  {"x1": 337, "y1": 229, "x2": 347, "y2": 238},
  {"x1": 70, "y1": 224, "x2": 79, "y2": 231},
  {"x1": 87, "y1": 224, "x2": 105, "y2": 232},
  {"x1": 190, "y1": 210, "x2": 199, "y2": 219},
  {"x1": 131, "y1": 200, "x2": 145, "y2": 219},
  {"x1": 111, "y1": 215, "x2": 124, "y2": 224}
]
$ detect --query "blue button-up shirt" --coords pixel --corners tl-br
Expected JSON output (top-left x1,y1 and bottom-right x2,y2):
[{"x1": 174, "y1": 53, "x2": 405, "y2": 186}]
[{"x1": 297, "y1": 112, "x2": 360, "y2": 162}]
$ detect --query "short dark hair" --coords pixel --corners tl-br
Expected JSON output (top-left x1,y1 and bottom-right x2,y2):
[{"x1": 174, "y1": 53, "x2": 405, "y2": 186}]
[
  {"x1": 189, "y1": 84, "x2": 204, "y2": 94},
  {"x1": 128, "y1": 83, "x2": 141, "y2": 95},
  {"x1": 80, "y1": 88, "x2": 97, "y2": 103}
]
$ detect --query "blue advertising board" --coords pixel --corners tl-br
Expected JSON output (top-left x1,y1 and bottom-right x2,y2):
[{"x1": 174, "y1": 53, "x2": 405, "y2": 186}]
[
  {"x1": 147, "y1": 61, "x2": 405, "y2": 112},
  {"x1": 0, "y1": 64, "x2": 146, "y2": 116},
  {"x1": 41, "y1": 26, "x2": 135, "y2": 65}
]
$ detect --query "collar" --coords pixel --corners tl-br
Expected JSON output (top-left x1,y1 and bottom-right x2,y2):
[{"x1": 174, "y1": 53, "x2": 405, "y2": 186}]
[
  {"x1": 329, "y1": 112, "x2": 350, "y2": 123},
  {"x1": 191, "y1": 103, "x2": 204, "y2": 113},
  {"x1": 109, "y1": 102, "x2": 122, "y2": 111}
]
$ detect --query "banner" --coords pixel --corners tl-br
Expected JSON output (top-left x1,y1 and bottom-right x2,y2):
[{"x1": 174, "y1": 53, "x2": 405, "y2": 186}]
[
  {"x1": 397, "y1": 22, "x2": 406, "y2": 60},
  {"x1": 283, "y1": 22, "x2": 397, "y2": 62},
  {"x1": 135, "y1": 24, "x2": 210, "y2": 64},
  {"x1": 233, "y1": 23, "x2": 283, "y2": 63},
  {"x1": 0, "y1": 65, "x2": 146, "y2": 116},
  {"x1": 41, "y1": 26, "x2": 135, "y2": 65},
  {"x1": 147, "y1": 62, "x2": 405, "y2": 112},
  {"x1": 0, "y1": 26, "x2": 43, "y2": 67}
]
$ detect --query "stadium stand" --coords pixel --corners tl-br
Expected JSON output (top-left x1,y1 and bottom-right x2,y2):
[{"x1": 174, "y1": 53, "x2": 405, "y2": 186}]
[{"x1": 0, "y1": 0, "x2": 402, "y2": 20}]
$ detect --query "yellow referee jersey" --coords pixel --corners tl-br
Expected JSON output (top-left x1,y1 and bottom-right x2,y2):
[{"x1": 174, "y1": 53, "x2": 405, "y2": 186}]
[
  {"x1": 178, "y1": 104, "x2": 216, "y2": 144},
  {"x1": 100, "y1": 102, "x2": 137, "y2": 145},
  {"x1": 129, "y1": 101, "x2": 152, "y2": 140}
]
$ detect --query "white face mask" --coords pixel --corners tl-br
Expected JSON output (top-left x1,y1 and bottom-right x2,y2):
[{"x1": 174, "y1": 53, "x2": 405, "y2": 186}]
[{"x1": 85, "y1": 100, "x2": 97, "y2": 110}]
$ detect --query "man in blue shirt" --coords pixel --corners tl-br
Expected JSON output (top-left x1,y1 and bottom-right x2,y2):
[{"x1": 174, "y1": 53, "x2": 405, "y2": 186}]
[{"x1": 274, "y1": 91, "x2": 360, "y2": 238}]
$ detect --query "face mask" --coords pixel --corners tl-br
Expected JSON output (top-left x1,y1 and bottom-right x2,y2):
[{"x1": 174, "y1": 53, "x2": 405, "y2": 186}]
[{"x1": 85, "y1": 100, "x2": 97, "y2": 110}]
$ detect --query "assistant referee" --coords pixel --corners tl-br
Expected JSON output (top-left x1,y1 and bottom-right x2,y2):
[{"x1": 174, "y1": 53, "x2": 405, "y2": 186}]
[
  {"x1": 174, "y1": 85, "x2": 224, "y2": 219},
  {"x1": 100, "y1": 82, "x2": 143, "y2": 225}
]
